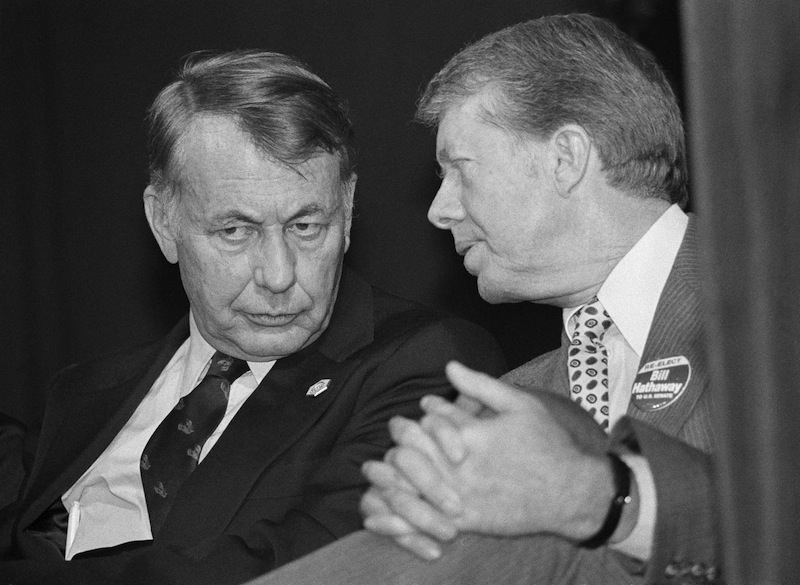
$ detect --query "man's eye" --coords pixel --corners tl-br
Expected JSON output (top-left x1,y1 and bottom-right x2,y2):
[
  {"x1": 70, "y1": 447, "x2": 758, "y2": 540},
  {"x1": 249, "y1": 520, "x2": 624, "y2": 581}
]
[
  {"x1": 288, "y1": 222, "x2": 323, "y2": 239},
  {"x1": 218, "y1": 226, "x2": 254, "y2": 242}
]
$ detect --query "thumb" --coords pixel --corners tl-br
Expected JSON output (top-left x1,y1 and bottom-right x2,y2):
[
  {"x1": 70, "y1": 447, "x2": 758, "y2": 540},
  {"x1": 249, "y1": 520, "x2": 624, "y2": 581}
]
[{"x1": 445, "y1": 361, "x2": 524, "y2": 413}]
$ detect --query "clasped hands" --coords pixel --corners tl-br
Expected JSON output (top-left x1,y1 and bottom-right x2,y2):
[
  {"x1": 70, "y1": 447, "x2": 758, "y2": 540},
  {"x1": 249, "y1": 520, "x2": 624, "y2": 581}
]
[{"x1": 360, "y1": 361, "x2": 612, "y2": 560}]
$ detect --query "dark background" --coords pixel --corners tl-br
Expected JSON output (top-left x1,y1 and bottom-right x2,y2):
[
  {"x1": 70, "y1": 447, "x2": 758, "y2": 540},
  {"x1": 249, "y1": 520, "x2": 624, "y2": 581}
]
[{"x1": 0, "y1": 0, "x2": 683, "y2": 427}]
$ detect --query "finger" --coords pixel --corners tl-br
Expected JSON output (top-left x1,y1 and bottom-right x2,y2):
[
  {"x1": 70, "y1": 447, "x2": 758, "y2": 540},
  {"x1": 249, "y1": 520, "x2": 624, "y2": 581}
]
[
  {"x1": 388, "y1": 416, "x2": 451, "y2": 470},
  {"x1": 360, "y1": 486, "x2": 396, "y2": 517},
  {"x1": 445, "y1": 361, "x2": 527, "y2": 413},
  {"x1": 362, "y1": 499, "x2": 445, "y2": 561},
  {"x1": 419, "y1": 413, "x2": 467, "y2": 464},
  {"x1": 379, "y1": 486, "x2": 459, "y2": 541},
  {"x1": 362, "y1": 459, "x2": 416, "y2": 492},
  {"x1": 361, "y1": 490, "x2": 419, "y2": 537},
  {"x1": 389, "y1": 446, "x2": 462, "y2": 516},
  {"x1": 420, "y1": 395, "x2": 475, "y2": 426},
  {"x1": 394, "y1": 533, "x2": 444, "y2": 561},
  {"x1": 455, "y1": 393, "x2": 485, "y2": 416},
  {"x1": 362, "y1": 512, "x2": 419, "y2": 537}
]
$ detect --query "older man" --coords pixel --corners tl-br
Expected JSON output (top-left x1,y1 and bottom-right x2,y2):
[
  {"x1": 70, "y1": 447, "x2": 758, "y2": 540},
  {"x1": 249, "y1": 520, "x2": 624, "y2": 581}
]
[
  {"x1": 0, "y1": 51, "x2": 504, "y2": 584},
  {"x1": 254, "y1": 14, "x2": 718, "y2": 585}
]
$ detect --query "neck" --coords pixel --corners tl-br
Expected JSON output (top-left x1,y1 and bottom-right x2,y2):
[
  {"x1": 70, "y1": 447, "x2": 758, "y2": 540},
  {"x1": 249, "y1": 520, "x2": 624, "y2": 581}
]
[{"x1": 549, "y1": 194, "x2": 672, "y2": 309}]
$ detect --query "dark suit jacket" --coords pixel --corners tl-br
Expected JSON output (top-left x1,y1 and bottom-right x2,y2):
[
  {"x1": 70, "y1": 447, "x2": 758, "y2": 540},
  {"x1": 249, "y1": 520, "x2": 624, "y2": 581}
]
[
  {"x1": 0, "y1": 268, "x2": 505, "y2": 585},
  {"x1": 251, "y1": 217, "x2": 720, "y2": 585}
]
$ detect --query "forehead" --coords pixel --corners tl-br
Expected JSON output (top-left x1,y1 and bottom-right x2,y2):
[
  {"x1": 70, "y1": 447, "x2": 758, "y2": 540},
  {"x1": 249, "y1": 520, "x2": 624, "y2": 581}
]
[
  {"x1": 436, "y1": 93, "x2": 514, "y2": 163},
  {"x1": 176, "y1": 114, "x2": 343, "y2": 213}
]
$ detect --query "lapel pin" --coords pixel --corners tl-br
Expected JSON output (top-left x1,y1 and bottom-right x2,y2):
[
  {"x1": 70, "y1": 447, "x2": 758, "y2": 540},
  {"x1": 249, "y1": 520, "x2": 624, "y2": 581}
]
[
  {"x1": 631, "y1": 355, "x2": 691, "y2": 412},
  {"x1": 306, "y1": 379, "x2": 331, "y2": 397}
]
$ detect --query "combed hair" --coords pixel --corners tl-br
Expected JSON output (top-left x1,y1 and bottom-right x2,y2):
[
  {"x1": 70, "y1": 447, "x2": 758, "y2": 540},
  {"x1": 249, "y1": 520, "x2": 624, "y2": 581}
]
[
  {"x1": 416, "y1": 14, "x2": 687, "y2": 206},
  {"x1": 147, "y1": 50, "x2": 356, "y2": 201}
]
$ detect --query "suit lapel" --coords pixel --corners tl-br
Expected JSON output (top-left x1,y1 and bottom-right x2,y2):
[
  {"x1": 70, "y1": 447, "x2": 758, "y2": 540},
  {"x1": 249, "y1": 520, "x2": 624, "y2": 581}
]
[
  {"x1": 20, "y1": 319, "x2": 190, "y2": 530},
  {"x1": 625, "y1": 217, "x2": 709, "y2": 435}
]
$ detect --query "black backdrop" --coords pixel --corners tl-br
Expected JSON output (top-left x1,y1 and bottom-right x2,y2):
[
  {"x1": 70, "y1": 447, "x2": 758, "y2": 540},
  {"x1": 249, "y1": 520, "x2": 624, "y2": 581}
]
[{"x1": 0, "y1": 0, "x2": 682, "y2": 427}]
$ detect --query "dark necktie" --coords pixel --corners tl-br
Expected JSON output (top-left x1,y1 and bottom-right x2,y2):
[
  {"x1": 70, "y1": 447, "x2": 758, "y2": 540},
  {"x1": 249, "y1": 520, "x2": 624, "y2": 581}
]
[
  {"x1": 140, "y1": 351, "x2": 249, "y2": 535},
  {"x1": 568, "y1": 299, "x2": 613, "y2": 430}
]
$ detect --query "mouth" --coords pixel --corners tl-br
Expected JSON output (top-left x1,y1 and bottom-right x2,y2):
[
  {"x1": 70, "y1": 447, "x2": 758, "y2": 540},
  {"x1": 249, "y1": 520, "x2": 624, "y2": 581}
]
[
  {"x1": 454, "y1": 241, "x2": 473, "y2": 256},
  {"x1": 244, "y1": 312, "x2": 300, "y2": 327},
  {"x1": 457, "y1": 242, "x2": 481, "y2": 276}
]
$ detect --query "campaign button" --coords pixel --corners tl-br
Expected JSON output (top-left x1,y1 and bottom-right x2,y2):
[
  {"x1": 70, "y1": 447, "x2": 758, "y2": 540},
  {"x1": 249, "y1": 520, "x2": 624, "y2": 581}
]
[{"x1": 631, "y1": 356, "x2": 691, "y2": 411}]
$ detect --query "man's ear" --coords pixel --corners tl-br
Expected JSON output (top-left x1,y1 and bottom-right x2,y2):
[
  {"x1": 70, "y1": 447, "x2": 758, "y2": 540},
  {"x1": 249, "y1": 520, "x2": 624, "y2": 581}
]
[
  {"x1": 143, "y1": 185, "x2": 179, "y2": 264},
  {"x1": 550, "y1": 124, "x2": 592, "y2": 197},
  {"x1": 342, "y1": 174, "x2": 357, "y2": 253}
]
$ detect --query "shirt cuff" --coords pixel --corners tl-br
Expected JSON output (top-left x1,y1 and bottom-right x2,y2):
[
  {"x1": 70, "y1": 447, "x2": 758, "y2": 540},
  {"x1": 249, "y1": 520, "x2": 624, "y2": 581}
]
[{"x1": 610, "y1": 453, "x2": 656, "y2": 561}]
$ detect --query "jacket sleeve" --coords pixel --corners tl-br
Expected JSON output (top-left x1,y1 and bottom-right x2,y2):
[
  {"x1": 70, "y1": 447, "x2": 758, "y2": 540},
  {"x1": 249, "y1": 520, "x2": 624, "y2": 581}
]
[{"x1": 611, "y1": 418, "x2": 721, "y2": 585}]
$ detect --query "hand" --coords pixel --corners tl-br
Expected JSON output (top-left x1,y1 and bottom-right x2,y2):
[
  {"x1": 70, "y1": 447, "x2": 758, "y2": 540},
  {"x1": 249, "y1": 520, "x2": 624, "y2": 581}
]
[
  {"x1": 360, "y1": 413, "x2": 464, "y2": 560},
  {"x1": 362, "y1": 378, "x2": 491, "y2": 528},
  {"x1": 363, "y1": 362, "x2": 614, "y2": 555}
]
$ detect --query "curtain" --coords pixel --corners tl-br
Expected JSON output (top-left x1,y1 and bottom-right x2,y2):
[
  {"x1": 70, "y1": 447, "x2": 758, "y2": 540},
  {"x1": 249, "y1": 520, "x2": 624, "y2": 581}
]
[{"x1": 681, "y1": 1, "x2": 800, "y2": 582}]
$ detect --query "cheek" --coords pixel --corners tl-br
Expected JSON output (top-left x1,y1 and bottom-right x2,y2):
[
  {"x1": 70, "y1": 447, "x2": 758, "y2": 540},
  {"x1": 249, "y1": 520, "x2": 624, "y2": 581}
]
[
  {"x1": 179, "y1": 246, "x2": 249, "y2": 308},
  {"x1": 459, "y1": 185, "x2": 497, "y2": 229},
  {"x1": 294, "y1": 242, "x2": 345, "y2": 307}
]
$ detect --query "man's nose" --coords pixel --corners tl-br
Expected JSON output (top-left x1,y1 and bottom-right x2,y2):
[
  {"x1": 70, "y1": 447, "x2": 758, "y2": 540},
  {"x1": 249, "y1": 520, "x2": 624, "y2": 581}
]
[
  {"x1": 427, "y1": 182, "x2": 465, "y2": 229},
  {"x1": 251, "y1": 235, "x2": 296, "y2": 293}
]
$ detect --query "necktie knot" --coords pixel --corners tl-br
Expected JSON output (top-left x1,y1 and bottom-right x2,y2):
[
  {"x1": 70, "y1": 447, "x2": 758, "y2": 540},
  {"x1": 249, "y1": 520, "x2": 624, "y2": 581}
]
[
  {"x1": 572, "y1": 299, "x2": 613, "y2": 343},
  {"x1": 206, "y1": 351, "x2": 249, "y2": 383}
]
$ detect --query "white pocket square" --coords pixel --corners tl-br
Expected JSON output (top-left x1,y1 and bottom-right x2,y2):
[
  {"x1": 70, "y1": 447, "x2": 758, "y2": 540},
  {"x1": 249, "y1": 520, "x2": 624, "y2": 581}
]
[{"x1": 306, "y1": 379, "x2": 331, "y2": 397}]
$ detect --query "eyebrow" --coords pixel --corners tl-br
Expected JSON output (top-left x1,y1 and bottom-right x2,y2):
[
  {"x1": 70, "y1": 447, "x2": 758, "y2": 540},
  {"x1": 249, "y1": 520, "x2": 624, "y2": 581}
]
[
  {"x1": 437, "y1": 147, "x2": 473, "y2": 166},
  {"x1": 210, "y1": 202, "x2": 332, "y2": 226},
  {"x1": 212, "y1": 210, "x2": 259, "y2": 224},
  {"x1": 286, "y1": 203, "x2": 329, "y2": 222}
]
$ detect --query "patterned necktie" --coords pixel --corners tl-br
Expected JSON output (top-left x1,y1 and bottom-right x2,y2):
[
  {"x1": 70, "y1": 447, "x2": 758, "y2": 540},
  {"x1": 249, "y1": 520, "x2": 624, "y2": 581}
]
[
  {"x1": 568, "y1": 299, "x2": 613, "y2": 430},
  {"x1": 140, "y1": 351, "x2": 248, "y2": 535}
]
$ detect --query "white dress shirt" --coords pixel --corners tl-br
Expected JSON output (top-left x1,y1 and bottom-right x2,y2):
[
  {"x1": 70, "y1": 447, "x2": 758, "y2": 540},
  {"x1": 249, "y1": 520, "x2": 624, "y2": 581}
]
[
  {"x1": 562, "y1": 204, "x2": 688, "y2": 560},
  {"x1": 61, "y1": 314, "x2": 275, "y2": 559}
]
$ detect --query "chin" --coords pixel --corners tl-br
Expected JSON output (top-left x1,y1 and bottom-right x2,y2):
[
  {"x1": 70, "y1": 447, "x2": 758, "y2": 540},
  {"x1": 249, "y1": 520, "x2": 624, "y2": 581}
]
[
  {"x1": 477, "y1": 276, "x2": 528, "y2": 305},
  {"x1": 229, "y1": 328, "x2": 315, "y2": 361},
  {"x1": 476, "y1": 280, "x2": 505, "y2": 304}
]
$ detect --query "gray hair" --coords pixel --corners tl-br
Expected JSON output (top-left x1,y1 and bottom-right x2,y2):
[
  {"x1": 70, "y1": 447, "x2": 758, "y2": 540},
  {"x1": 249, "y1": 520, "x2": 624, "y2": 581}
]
[
  {"x1": 416, "y1": 13, "x2": 687, "y2": 206},
  {"x1": 147, "y1": 50, "x2": 356, "y2": 207}
]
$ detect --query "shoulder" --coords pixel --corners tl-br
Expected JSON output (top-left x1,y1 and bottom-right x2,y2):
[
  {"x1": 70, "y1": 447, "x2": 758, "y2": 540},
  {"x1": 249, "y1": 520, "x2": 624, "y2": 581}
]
[
  {"x1": 370, "y1": 286, "x2": 505, "y2": 374},
  {"x1": 321, "y1": 269, "x2": 505, "y2": 377},
  {"x1": 332, "y1": 285, "x2": 505, "y2": 413},
  {"x1": 372, "y1": 287, "x2": 491, "y2": 345}
]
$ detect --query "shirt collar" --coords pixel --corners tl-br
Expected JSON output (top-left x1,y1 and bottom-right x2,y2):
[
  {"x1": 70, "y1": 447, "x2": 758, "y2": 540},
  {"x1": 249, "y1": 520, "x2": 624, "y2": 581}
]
[
  {"x1": 187, "y1": 313, "x2": 275, "y2": 386},
  {"x1": 563, "y1": 204, "x2": 688, "y2": 355}
]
